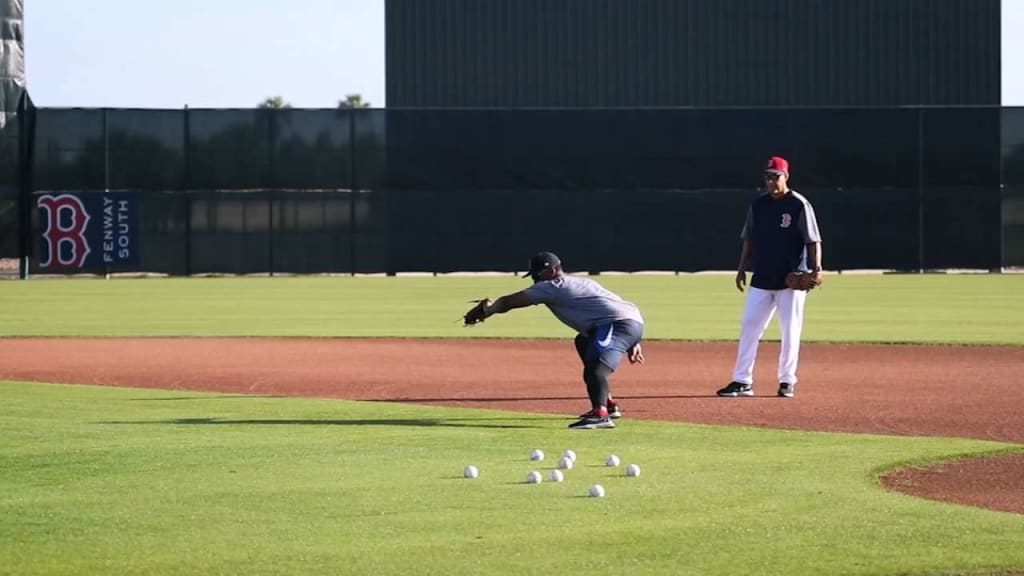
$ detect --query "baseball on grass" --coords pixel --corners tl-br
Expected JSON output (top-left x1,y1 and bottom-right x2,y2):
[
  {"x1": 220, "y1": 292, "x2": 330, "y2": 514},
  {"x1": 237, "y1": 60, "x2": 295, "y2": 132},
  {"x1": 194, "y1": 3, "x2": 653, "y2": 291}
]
[
  {"x1": 606, "y1": 454, "x2": 621, "y2": 467},
  {"x1": 526, "y1": 470, "x2": 543, "y2": 484},
  {"x1": 549, "y1": 470, "x2": 565, "y2": 482},
  {"x1": 562, "y1": 449, "x2": 577, "y2": 462},
  {"x1": 625, "y1": 464, "x2": 641, "y2": 477},
  {"x1": 463, "y1": 465, "x2": 479, "y2": 479},
  {"x1": 558, "y1": 456, "x2": 575, "y2": 470},
  {"x1": 588, "y1": 484, "x2": 606, "y2": 498},
  {"x1": 530, "y1": 449, "x2": 545, "y2": 462}
]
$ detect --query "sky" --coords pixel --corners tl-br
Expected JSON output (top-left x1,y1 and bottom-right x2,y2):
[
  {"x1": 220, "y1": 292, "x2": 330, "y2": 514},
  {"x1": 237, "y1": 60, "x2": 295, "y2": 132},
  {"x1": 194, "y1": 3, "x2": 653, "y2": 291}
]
[
  {"x1": 21, "y1": 0, "x2": 1024, "y2": 108},
  {"x1": 24, "y1": 0, "x2": 386, "y2": 109}
]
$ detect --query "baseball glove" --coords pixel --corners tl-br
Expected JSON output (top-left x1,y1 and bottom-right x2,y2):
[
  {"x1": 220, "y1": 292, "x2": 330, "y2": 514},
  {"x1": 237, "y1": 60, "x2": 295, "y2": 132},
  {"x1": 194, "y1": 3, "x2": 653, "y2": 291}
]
[
  {"x1": 785, "y1": 271, "x2": 823, "y2": 291},
  {"x1": 463, "y1": 298, "x2": 492, "y2": 326}
]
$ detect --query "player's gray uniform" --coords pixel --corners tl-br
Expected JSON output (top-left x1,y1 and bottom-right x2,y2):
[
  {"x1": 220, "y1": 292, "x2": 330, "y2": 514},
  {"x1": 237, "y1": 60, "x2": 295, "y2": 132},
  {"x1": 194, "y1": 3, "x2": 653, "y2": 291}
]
[{"x1": 524, "y1": 276, "x2": 644, "y2": 370}]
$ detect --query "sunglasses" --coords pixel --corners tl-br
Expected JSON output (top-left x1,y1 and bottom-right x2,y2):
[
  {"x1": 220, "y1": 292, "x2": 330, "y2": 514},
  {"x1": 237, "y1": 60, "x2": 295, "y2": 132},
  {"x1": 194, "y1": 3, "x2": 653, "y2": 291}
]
[{"x1": 763, "y1": 173, "x2": 783, "y2": 180}]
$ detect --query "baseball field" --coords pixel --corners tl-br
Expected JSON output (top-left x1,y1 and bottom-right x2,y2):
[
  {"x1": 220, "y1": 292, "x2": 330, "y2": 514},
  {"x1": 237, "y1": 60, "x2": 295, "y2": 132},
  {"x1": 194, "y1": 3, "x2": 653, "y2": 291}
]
[{"x1": 1, "y1": 274, "x2": 1022, "y2": 575}]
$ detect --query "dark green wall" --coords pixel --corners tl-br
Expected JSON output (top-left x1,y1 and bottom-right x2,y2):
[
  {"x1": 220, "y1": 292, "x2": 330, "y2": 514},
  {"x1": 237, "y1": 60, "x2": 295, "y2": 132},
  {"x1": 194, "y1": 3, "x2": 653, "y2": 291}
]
[{"x1": 385, "y1": 0, "x2": 1000, "y2": 107}]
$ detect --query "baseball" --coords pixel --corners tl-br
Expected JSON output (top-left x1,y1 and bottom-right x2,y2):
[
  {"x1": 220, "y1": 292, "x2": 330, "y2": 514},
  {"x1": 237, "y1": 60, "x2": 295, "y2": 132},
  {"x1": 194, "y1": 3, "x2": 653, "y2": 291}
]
[
  {"x1": 558, "y1": 456, "x2": 575, "y2": 470},
  {"x1": 625, "y1": 463, "x2": 641, "y2": 477},
  {"x1": 588, "y1": 484, "x2": 606, "y2": 498},
  {"x1": 562, "y1": 449, "x2": 577, "y2": 462},
  {"x1": 549, "y1": 469, "x2": 564, "y2": 482},
  {"x1": 530, "y1": 449, "x2": 545, "y2": 462},
  {"x1": 606, "y1": 454, "x2": 621, "y2": 467},
  {"x1": 463, "y1": 465, "x2": 479, "y2": 479},
  {"x1": 526, "y1": 470, "x2": 543, "y2": 484}
]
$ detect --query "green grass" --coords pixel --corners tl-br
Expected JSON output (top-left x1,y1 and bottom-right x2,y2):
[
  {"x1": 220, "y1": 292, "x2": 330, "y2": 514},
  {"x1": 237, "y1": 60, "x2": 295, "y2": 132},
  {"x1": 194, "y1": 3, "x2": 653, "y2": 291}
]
[
  {"x1": 2, "y1": 275, "x2": 1022, "y2": 575},
  {"x1": 1, "y1": 274, "x2": 1022, "y2": 344},
  {"x1": 2, "y1": 381, "x2": 1022, "y2": 576}
]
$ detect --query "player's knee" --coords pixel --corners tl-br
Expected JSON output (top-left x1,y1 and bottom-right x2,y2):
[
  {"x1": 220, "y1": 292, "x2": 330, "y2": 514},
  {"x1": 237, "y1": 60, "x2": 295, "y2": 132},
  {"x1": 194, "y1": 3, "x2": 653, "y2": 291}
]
[{"x1": 585, "y1": 361, "x2": 611, "y2": 383}]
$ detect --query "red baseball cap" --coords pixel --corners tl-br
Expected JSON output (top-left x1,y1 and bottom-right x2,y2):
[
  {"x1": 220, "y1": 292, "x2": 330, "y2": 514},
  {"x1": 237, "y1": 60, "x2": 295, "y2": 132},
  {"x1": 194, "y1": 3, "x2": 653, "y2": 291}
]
[{"x1": 764, "y1": 156, "x2": 789, "y2": 176}]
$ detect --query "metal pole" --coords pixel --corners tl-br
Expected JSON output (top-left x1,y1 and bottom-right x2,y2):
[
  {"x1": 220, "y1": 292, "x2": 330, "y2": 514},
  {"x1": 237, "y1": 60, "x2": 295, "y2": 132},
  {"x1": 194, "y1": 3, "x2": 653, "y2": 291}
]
[
  {"x1": 103, "y1": 109, "x2": 110, "y2": 192},
  {"x1": 268, "y1": 193, "x2": 275, "y2": 277},
  {"x1": 916, "y1": 108, "x2": 925, "y2": 273},
  {"x1": 103, "y1": 108, "x2": 110, "y2": 279},
  {"x1": 348, "y1": 109, "x2": 358, "y2": 276},
  {"x1": 183, "y1": 105, "x2": 192, "y2": 276},
  {"x1": 267, "y1": 109, "x2": 276, "y2": 277},
  {"x1": 997, "y1": 109, "x2": 1005, "y2": 273},
  {"x1": 17, "y1": 93, "x2": 32, "y2": 279}
]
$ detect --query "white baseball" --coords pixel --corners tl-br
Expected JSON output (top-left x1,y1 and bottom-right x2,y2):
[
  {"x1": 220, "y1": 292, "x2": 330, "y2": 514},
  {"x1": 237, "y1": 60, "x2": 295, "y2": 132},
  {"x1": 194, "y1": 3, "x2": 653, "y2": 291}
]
[
  {"x1": 526, "y1": 471, "x2": 543, "y2": 484},
  {"x1": 562, "y1": 449, "x2": 577, "y2": 462},
  {"x1": 625, "y1": 463, "x2": 641, "y2": 477},
  {"x1": 558, "y1": 456, "x2": 575, "y2": 470},
  {"x1": 606, "y1": 454, "x2": 621, "y2": 467},
  {"x1": 588, "y1": 484, "x2": 606, "y2": 498},
  {"x1": 530, "y1": 449, "x2": 545, "y2": 462},
  {"x1": 463, "y1": 465, "x2": 479, "y2": 479},
  {"x1": 549, "y1": 469, "x2": 564, "y2": 482}
]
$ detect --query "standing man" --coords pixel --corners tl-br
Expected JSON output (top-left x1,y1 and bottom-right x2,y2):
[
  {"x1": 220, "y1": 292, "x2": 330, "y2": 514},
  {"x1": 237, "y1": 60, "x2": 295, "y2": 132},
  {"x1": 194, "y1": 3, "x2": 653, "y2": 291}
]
[
  {"x1": 463, "y1": 252, "x2": 645, "y2": 429},
  {"x1": 717, "y1": 157, "x2": 822, "y2": 399}
]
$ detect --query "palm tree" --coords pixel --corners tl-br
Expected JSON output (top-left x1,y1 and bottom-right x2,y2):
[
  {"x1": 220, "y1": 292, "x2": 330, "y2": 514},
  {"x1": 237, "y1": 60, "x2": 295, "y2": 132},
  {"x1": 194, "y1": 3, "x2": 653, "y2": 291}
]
[
  {"x1": 259, "y1": 96, "x2": 291, "y2": 109},
  {"x1": 338, "y1": 94, "x2": 371, "y2": 109}
]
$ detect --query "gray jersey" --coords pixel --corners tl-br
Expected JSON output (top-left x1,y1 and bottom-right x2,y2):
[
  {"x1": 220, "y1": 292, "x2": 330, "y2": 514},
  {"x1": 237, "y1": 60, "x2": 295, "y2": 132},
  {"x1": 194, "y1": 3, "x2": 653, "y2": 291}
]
[{"x1": 523, "y1": 276, "x2": 644, "y2": 334}]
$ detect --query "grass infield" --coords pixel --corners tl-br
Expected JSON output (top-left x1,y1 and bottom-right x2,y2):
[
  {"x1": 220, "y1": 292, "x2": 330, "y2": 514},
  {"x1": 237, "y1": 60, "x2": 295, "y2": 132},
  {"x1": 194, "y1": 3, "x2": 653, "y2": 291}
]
[
  {"x1": 1, "y1": 381, "x2": 1022, "y2": 576},
  {"x1": 0, "y1": 274, "x2": 1021, "y2": 344},
  {"x1": 0, "y1": 275, "x2": 1022, "y2": 575}
]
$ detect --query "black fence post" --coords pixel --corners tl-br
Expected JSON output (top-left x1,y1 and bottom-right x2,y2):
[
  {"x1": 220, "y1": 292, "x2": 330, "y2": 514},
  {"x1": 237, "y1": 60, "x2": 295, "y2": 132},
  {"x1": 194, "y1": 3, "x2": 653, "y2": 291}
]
[
  {"x1": 16, "y1": 93, "x2": 34, "y2": 279},
  {"x1": 916, "y1": 107, "x2": 925, "y2": 272},
  {"x1": 267, "y1": 108, "x2": 276, "y2": 277},
  {"x1": 102, "y1": 108, "x2": 110, "y2": 279},
  {"x1": 348, "y1": 108, "x2": 358, "y2": 276},
  {"x1": 998, "y1": 109, "x2": 1006, "y2": 272},
  {"x1": 183, "y1": 105, "x2": 192, "y2": 276}
]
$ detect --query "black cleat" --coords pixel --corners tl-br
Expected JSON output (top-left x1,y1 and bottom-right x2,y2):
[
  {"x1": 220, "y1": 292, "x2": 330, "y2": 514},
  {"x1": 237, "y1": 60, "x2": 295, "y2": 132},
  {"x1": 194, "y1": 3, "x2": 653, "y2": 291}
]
[
  {"x1": 568, "y1": 414, "x2": 615, "y2": 430},
  {"x1": 717, "y1": 381, "x2": 754, "y2": 397}
]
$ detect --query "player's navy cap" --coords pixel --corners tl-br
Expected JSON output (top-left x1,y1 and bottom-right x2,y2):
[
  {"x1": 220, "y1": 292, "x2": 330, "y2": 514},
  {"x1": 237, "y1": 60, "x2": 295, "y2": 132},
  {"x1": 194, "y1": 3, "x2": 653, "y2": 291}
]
[
  {"x1": 764, "y1": 156, "x2": 789, "y2": 176},
  {"x1": 522, "y1": 251, "x2": 561, "y2": 278}
]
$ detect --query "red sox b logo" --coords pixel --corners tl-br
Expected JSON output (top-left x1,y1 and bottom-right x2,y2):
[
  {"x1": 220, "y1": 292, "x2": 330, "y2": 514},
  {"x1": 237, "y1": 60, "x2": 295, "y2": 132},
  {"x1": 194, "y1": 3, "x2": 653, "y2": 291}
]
[{"x1": 38, "y1": 194, "x2": 92, "y2": 268}]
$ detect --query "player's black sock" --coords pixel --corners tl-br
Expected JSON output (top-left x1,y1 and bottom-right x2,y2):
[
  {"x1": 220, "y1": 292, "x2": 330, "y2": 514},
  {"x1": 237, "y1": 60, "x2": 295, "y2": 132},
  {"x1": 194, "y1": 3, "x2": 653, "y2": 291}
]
[
  {"x1": 583, "y1": 362, "x2": 614, "y2": 413},
  {"x1": 592, "y1": 363, "x2": 613, "y2": 410}
]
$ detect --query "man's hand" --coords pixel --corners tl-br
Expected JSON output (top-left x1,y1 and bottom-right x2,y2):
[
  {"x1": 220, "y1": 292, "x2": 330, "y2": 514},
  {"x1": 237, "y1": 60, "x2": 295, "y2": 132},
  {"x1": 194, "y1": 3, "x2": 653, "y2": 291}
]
[
  {"x1": 628, "y1": 343, "x2": 645, "y2": 365},
  {"x1": 735, "y1": 270, "x2": 747, "y2": 292}
]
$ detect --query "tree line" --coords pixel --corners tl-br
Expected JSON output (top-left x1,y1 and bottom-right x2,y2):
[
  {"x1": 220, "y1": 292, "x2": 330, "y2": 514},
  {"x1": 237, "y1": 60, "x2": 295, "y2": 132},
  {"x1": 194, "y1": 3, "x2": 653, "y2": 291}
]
[{"x1": 260, "y1": 94, "x2": 371, "y2": 109}]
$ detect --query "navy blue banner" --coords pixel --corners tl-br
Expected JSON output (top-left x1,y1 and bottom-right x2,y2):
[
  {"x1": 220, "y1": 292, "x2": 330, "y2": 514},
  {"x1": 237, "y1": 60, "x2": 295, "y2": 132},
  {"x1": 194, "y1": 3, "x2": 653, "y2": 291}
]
[{"x1": 37, "y1": 192, "x2": 141, "y2": 269}]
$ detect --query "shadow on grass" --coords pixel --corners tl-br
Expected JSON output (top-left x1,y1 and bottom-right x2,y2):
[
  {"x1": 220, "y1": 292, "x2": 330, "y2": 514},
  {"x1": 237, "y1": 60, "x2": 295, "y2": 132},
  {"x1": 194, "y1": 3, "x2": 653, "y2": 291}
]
[
  {"x1": 101, "y1": 416, "x2": 552, "y2": 429},
  {"x1": 129, "y1": 395, "x2": 283, "y2": 401},
  {"x1": 382, "y1": 394, "x2": 721, "y2": 402}
]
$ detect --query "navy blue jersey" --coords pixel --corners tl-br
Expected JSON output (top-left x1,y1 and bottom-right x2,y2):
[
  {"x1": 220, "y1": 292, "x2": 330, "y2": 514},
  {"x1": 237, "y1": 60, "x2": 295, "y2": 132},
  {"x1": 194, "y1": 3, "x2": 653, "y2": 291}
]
[{"x1": 741, "y1": 190, "x2": 821, "y2": 290}]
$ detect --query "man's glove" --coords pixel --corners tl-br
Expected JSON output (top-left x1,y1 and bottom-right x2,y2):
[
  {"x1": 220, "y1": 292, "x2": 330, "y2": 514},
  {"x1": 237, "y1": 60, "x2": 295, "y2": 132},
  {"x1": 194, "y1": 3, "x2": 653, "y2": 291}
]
[
  {"x1": 463, "y1": 299, "x2": 492, "y2": 326},
  {"x1": 785, "y1": 271, "x2": 823, "y2": 291}
]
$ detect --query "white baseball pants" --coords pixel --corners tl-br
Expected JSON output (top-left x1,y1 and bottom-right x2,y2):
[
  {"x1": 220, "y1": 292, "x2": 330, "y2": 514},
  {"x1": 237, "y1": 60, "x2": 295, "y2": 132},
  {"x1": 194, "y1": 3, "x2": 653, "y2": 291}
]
[{"x1": 731, "y1": 287, "x2": 807, "y2": 385}]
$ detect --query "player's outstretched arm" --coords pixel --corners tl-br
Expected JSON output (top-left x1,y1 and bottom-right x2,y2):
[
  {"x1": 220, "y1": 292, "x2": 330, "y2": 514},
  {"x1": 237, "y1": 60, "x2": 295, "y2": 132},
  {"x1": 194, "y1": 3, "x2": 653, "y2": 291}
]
[
  {"x1": 463, "y1": 291, "x2": 534, "y2": 326},
  {"x1": 485, "y1": 291, "x2": 533, "y2": 317}
]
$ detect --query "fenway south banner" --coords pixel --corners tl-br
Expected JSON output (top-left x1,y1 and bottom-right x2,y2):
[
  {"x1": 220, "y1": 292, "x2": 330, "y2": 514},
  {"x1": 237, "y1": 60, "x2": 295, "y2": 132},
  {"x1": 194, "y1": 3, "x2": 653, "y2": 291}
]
[{"x1": 37, "y1": 192, "x2": 141, "y2": 270}]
